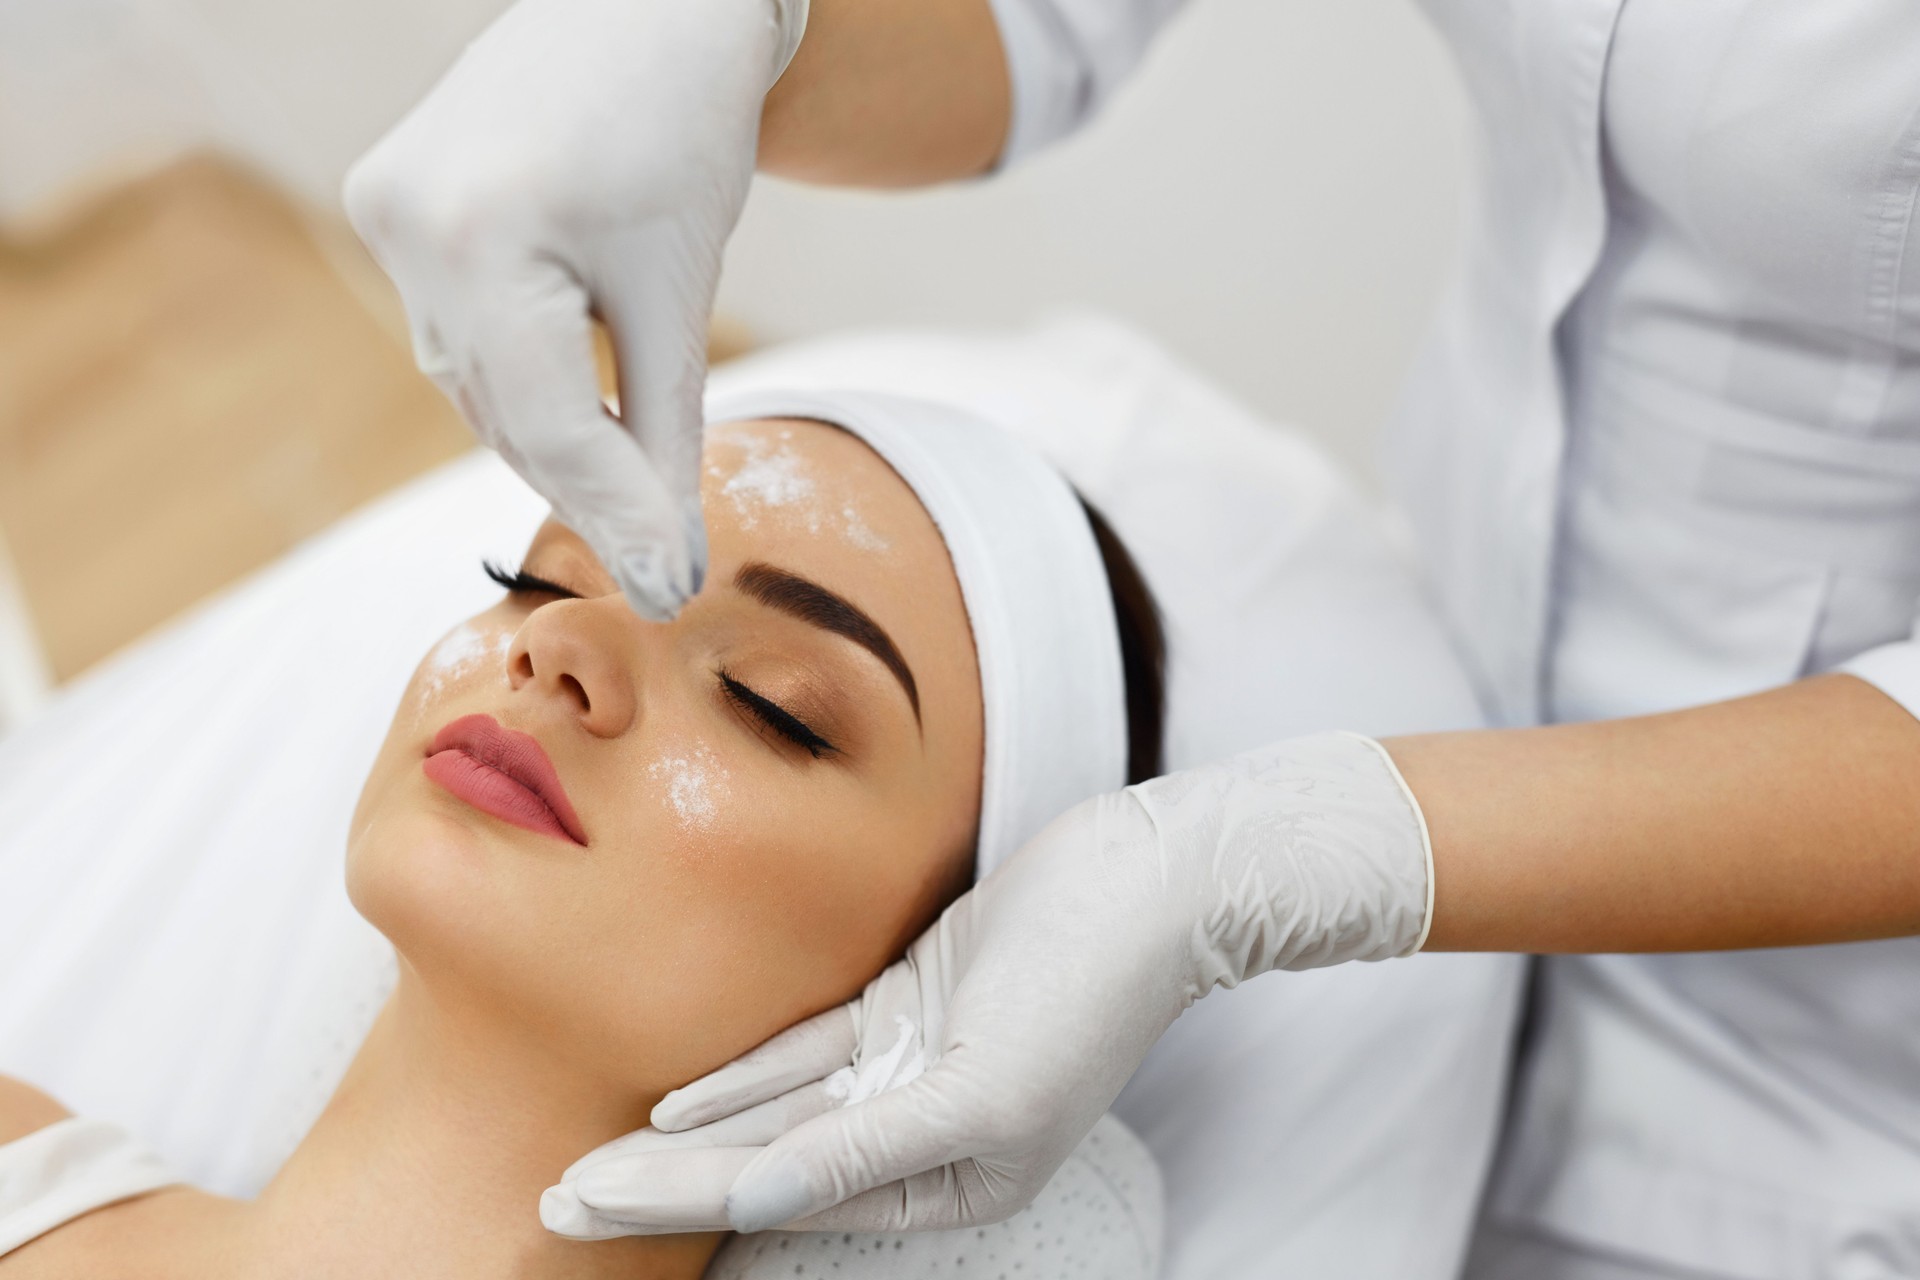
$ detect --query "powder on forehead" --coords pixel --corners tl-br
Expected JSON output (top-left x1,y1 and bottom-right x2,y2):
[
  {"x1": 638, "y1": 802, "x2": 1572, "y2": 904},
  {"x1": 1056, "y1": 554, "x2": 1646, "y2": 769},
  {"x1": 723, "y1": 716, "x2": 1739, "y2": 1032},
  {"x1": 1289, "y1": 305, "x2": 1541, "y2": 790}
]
[
  {"x1": 719, "y1": 427, "x2": 815, "y2": 524},
  {"x1": 707, "y1": 422, "x2": 894, "y2": 554}
]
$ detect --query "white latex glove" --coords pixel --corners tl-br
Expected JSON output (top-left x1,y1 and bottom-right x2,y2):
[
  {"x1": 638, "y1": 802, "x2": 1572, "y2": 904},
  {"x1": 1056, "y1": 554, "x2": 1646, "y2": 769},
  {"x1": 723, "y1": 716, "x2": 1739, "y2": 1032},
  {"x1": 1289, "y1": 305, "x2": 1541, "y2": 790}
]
[
  {"x1": 343, "y1": 0, "x2": 808, "y2": 620},
  {"x1": 540, "y1": 731, "x2": 1434, "y2": 1237}
]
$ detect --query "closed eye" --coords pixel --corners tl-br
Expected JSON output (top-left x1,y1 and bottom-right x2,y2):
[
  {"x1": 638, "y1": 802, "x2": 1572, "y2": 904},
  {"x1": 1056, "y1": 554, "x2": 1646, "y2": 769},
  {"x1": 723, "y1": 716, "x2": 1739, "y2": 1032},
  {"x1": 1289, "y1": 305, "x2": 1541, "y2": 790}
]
[
  {"x1": 718, "y1": 669, "x2": 838, "y2": 759},
  {"x1": 485, "y1": 560, "x2": 581, "y2": 599}
]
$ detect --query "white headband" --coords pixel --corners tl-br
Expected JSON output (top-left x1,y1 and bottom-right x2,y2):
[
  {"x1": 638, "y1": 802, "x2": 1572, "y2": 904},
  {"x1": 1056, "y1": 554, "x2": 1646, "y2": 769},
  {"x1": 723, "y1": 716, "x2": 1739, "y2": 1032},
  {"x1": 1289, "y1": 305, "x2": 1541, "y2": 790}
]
[{"x1": 704, "y1": 387, "x2": 1129, "y2": 879}]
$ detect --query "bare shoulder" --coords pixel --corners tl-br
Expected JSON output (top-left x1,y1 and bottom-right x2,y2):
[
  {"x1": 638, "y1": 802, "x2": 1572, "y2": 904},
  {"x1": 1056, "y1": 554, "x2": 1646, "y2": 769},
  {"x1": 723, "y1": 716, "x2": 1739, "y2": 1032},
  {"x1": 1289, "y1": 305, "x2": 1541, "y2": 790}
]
[
  {"x1": 0, "y1": 1076, "x2": 72, "y2": 1145},
  {"x1": 0, "y1": 1077, "x2": 75, "y2": 1275}
]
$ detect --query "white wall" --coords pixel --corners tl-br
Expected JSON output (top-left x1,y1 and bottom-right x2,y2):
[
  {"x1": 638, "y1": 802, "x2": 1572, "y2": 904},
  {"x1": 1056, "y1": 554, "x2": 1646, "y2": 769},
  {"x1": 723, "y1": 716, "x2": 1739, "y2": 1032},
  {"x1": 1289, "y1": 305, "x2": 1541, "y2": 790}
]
[
  {"x1": 0, "y1": 0, "x2": 519, "y2": 221},
  {"x1": 1, "y1": 0, "x2": 1470, "y2": 487},
  {"x1": 719, "y1": 0, "x2": 1472, "y2": 487}
]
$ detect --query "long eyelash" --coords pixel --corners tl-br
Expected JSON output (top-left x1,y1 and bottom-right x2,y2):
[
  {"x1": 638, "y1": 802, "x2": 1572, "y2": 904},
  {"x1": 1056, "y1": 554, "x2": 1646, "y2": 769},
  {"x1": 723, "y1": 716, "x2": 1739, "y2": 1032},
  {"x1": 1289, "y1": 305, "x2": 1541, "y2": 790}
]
[
  {"x1": 484, "y1": 559, "x2": 580, "y2": 598},
  {"x1": 718, "y1": 669, "x2": 837, "y2": 759}
]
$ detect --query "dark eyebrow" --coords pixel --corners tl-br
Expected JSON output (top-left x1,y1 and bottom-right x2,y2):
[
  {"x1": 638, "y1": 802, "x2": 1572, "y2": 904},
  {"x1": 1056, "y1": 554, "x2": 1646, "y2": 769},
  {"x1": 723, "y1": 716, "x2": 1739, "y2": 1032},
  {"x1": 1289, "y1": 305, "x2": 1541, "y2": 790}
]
[{"x1": 733, "y1": 561, "x2": 921, "y2": 723}]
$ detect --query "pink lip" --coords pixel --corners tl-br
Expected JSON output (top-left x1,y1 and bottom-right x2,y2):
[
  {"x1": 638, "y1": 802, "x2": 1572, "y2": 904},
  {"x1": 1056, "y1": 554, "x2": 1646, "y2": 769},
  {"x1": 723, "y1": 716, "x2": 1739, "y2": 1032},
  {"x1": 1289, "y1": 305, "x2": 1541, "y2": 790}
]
[{"x1": 423, "y1": 714, "x2": 588, "y2": 846}]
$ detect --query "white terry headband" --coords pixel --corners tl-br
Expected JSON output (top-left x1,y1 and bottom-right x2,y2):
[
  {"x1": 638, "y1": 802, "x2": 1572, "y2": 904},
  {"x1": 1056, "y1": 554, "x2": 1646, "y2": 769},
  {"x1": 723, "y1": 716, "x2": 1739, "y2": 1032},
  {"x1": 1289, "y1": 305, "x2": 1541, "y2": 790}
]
[{"x1": 704, "y1": 387, "x2": 1129, "y2": 879}]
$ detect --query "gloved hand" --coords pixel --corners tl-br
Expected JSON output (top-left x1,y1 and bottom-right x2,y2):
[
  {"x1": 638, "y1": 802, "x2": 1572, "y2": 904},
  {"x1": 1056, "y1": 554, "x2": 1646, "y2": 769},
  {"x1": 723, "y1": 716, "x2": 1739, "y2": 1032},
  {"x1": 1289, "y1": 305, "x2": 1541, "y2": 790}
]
[
  {"x1": 540, "y1": 732, "x2": 1434, "y2": 1237},
  {"x1": 344, "y1": 0, "x2": 808, "y2": 620}
]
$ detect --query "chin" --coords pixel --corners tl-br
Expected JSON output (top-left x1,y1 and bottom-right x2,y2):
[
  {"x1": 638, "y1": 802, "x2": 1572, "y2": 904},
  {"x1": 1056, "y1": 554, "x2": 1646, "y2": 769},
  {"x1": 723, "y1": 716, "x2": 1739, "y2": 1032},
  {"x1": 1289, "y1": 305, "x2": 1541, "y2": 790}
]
[
  {"x1": 347, "y1": 784, "x2": 514, "y2": 968},
  {"x1": 346, "y1": 785, "x2": 610, "y2": 1052}
]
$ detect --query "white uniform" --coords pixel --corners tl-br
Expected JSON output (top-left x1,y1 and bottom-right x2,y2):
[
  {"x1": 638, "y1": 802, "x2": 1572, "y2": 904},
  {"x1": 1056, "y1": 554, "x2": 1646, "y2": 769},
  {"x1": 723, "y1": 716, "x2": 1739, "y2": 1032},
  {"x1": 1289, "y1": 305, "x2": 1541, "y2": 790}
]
[{"x1": 988, "y1": 0, "x2": 1920, "y2": 1274}]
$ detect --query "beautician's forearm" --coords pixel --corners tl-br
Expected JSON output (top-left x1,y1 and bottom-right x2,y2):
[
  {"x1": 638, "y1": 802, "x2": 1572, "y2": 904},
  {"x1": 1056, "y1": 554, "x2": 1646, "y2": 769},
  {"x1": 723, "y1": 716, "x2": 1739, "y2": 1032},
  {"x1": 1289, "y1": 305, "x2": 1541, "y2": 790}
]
[
  {"x1": 1388, "y1": 674, "x2": 1920, "y2": 953},
  {"x1": 758, "y1": 0, "x2": 1012, "y2": 185}
]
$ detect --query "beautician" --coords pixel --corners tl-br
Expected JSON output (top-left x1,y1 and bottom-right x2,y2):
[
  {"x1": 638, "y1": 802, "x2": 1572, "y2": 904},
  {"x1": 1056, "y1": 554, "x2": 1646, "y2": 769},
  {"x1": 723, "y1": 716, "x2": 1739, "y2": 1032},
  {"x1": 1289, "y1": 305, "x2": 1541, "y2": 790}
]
[{"x1": 342, "y1": 2, "x2": 1920, "y2": 1274}]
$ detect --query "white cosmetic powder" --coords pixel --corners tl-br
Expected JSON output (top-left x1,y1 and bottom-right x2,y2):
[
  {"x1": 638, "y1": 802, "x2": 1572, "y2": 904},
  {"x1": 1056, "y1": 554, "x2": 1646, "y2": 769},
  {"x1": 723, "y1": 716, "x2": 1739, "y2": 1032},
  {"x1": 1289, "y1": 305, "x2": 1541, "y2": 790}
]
[
  {"x1": 822, "y1": 1014, "x2": 927, "y2": 1107},
  {"x1": 711, "y1": 426, "x2": 894, "y2": 553},
  {"x1": 719, "y1": 429, "x2": 815, "y2": 528},
  {"x1": 647, "y1": 745, "x2": 728, "y2": 830},
  {"x1": 838, "y1": 502, "x2": 891, "y2": 553},
  {"x1": 420, "y1": 621, "x2": 513, "y2": 700}
]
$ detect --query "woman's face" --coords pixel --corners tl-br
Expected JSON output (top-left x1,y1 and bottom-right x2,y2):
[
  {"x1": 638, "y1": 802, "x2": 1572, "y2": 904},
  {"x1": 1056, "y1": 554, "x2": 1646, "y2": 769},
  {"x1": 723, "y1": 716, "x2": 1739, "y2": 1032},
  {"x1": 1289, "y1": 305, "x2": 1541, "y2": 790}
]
[{"x1": 347, "y1": 418, "x2": 983, "y2": 1094}]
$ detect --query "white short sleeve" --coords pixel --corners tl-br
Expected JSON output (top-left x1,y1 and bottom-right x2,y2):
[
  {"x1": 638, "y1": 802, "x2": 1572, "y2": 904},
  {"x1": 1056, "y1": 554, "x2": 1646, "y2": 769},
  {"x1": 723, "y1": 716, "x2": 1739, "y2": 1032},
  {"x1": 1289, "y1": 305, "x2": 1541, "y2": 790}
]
[
  {"x1": 1838, "y1": 634, "x2": 1920, "y2": 723},
  {"x1": 987, "y1": 0, "x2": 1189, "y2": 166}
]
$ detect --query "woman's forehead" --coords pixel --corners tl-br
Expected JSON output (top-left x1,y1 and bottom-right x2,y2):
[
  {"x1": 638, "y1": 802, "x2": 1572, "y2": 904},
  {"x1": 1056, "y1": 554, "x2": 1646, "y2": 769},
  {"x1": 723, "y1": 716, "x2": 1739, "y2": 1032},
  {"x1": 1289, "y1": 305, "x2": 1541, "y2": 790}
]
[
  {"x1": 700, "y1": 417, "x2": 918, "y2": 556},
  {"x1": 698, "y1": 416, "x2": 979, "y2": 749}
]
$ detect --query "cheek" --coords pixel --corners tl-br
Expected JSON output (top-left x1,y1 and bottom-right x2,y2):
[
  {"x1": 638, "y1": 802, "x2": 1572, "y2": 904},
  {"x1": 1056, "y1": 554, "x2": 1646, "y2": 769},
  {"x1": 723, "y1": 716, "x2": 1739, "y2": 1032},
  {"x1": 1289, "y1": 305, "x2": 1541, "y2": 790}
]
[
  {"x1": 644, "y1": 743, "x2": 733, "y2": 836},
  {"x1": 347, "y1": 771, "x2": 688, "y2": 1076},
  {"x1": 632, "y1": 798, "x2": 955, "y2": 1075},
  {"x1": 405, "y1": 617, "x2": 517, "y2": 725},
  {"x1": 349, "y1": 615, "x2": 518, "y2": 836}
]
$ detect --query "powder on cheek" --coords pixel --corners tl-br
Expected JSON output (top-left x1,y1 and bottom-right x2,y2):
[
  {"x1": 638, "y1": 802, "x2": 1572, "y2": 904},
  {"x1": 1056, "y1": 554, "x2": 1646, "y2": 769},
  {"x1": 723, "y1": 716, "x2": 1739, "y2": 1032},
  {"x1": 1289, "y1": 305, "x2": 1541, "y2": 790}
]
[
  {"x1": 646, "y1": 744, "x2": 731, "y2": 832},
  {"x1": 419, "y1": 621, "x2": 514, "y2": 701}
]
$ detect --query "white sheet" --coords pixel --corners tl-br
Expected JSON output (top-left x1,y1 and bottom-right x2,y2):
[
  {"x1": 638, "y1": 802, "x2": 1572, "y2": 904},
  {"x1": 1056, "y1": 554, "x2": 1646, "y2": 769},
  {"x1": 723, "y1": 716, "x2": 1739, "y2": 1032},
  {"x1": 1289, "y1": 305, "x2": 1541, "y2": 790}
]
[{"x1": 0, "y1": 313, "x2": 1521, "y2": 1278}]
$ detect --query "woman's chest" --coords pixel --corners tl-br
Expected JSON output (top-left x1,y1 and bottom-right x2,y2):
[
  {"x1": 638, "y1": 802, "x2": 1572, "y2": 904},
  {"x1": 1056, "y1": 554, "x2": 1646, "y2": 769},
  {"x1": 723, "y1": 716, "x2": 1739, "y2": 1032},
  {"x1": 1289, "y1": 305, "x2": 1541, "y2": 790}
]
[
  {"x1": 1419, "y1": 0, "x2": 1920, "y2": 334},
  {"x1": 1600, "y1": 0, "x2": 1920, "y2": 342}
]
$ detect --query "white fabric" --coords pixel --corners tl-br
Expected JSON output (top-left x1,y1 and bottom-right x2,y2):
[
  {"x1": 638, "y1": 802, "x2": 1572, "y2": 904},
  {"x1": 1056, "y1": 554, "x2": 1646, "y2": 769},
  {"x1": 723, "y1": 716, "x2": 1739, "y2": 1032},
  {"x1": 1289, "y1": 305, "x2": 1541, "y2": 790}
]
[
  {"x1": 0, "y1": 1118, "x2": 179, "y2": 1255},
  {"x1": 1463, "y1": 1223, "x2": 1704, "y2": 1280},
  {"x1": 705, "y1": 388, "x2": 1127, "y2": 878},
  {"x1": 1548, "y1": 0, "x2": 1920, "y2": 728},
  {"x1": 988, "y1": 1, "x2": 1920, "y2": 1273},
  {"x1": 1489, "y1": 5, "x2": 1920, "y2": 1275},
  {"x1": 0, "y1": 314, "x2": 1517, "y2": 1278},
  {"x1": 707, "y1": 1113, "x2": 1161, "y2": 1279},
  {"x1": 984, "y1": 0, "x2": 1185, "y2": 168}
]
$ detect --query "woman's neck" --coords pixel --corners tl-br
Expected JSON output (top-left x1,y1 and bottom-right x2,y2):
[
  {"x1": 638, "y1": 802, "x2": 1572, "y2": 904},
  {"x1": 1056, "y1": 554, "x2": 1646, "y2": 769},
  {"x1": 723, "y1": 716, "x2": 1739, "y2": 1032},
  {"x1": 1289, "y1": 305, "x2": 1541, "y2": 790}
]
[{"x1": 229, "y1": 963, "x2": 721, "y2": 1280}]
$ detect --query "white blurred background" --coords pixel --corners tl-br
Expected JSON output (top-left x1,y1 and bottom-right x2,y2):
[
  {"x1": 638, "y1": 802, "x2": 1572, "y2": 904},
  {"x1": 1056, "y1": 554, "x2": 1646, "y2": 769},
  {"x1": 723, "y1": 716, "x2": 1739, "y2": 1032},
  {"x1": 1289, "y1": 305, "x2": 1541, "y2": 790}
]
[{"x1": 0, "y1": 0, "x2": 1469, "y2": 723}]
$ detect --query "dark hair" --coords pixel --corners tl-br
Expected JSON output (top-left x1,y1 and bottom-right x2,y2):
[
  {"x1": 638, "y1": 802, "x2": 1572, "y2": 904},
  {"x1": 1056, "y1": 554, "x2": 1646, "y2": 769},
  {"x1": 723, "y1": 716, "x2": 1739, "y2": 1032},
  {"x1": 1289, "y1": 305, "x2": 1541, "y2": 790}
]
[{"x1": 1077, "y1": 497, "x2": 1167, "y2": 784}]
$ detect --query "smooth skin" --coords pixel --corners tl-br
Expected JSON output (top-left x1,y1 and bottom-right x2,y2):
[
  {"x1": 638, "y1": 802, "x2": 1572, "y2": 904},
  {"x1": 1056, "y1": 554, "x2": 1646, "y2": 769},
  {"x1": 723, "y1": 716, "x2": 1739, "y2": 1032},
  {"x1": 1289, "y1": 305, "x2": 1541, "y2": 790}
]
[{"x1": 755, "y1": 0, "x2": 1920, "y2": 955}]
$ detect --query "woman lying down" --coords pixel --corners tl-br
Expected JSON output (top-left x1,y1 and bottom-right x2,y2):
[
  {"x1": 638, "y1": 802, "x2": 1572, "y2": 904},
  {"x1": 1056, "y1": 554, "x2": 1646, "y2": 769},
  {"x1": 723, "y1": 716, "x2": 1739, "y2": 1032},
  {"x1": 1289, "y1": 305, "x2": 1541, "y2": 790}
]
[{"x1": 0, "y1": 390, "x2": 1167, "y2": 1278}]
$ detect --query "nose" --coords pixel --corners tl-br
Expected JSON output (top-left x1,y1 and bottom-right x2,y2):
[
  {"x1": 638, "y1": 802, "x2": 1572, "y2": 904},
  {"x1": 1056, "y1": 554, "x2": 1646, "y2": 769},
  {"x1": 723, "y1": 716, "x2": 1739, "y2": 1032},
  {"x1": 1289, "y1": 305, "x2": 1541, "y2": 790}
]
[{"x1": 507, "y1": 599, "x2": 641, "y2": 738}]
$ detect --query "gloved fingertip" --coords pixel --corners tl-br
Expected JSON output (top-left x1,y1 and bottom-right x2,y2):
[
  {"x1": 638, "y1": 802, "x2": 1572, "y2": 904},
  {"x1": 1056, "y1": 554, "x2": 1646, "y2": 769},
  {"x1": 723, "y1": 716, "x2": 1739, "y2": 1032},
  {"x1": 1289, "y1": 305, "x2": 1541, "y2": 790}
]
[
  {"x1": 647, "y1": 1091, "x2": 695, "y2": 1133},
  {"x1": 725, "y1": 1153, "x2": 816, "y2": 1234},
  {"x1": 574, "y1": 1157, "x2": 649, "y2": 1210},
  {"x1": 649, "y1": 1082, "x2": 734, "y2": 1132},
  {"x1": 616, "y1": 559, "x2": 687, "y2": 623},
  {"x1": 539, "y1": 1182, "x2": 626, "y2": 1240},
  {"x1": 683, "y1": 503, "x2": 709, "y2": 599}
]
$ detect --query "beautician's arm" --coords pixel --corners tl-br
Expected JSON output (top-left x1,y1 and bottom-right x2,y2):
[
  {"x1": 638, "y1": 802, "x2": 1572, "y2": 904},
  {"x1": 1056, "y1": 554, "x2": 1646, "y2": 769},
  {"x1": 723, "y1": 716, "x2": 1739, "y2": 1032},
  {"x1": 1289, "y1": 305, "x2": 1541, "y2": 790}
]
[
  {"x1": 760, "y1": 0, "x2": 1192, "y2": 182},
  {"x1": 1400, "y1": 673, "x2": 1920, "y2": 953},
  {"x1": 757, "y1": 0, "x2": 1012, "y2": 185},
  {"x1": 548, "y1": 673, "x2": 1920, "y2": 1239}
]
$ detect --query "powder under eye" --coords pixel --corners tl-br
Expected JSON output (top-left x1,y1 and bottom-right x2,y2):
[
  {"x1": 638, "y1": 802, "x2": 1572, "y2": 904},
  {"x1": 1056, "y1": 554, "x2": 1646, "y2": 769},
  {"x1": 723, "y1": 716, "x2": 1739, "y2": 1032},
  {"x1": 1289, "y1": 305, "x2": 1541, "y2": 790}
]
[
  {"x1": 647, "y1": 746, "x2": 729, "y2": 830},
  {"x1": 421, "y1": 622, "x2": 513, "y2": 699}
]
